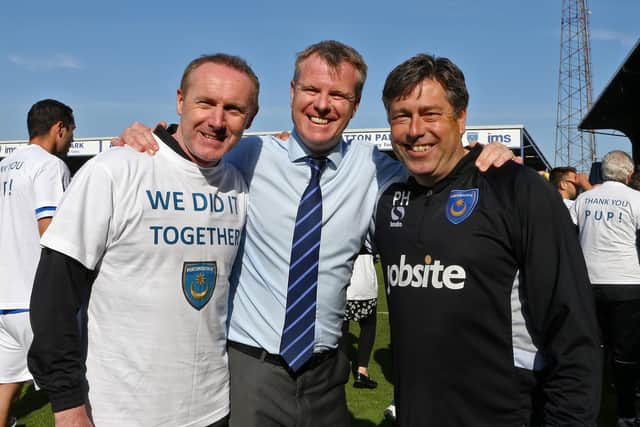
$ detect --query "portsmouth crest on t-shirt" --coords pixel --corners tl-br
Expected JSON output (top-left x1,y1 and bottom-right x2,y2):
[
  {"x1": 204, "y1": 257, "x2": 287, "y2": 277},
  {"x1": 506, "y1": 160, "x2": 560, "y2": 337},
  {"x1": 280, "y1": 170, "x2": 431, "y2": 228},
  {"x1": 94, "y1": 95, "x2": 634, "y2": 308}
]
[{"x1": 182, "y1": 261, "x2": 217, "y2": 310}]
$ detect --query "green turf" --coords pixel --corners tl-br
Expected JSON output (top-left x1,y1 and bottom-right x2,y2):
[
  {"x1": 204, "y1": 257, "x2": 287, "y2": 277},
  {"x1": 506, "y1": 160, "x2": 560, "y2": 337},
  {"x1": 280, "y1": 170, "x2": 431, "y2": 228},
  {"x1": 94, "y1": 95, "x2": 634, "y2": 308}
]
[
  {"x1": 14, "y1": 383, "x2": 52, "y2": 427},
  {"x1": 10, "y1": 262, "x2": 622, "y2": 425},
  {"x1": 344, "y1": 263, "x2": 394, "y2": 426}
]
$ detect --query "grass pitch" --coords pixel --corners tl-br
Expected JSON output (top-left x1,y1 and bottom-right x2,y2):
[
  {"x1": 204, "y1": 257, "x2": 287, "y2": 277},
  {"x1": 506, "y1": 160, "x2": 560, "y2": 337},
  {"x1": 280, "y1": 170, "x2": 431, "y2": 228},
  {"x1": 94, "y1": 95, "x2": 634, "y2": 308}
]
[{"x1": 12, "y1": 264, "x2": 619, "y2": 426}]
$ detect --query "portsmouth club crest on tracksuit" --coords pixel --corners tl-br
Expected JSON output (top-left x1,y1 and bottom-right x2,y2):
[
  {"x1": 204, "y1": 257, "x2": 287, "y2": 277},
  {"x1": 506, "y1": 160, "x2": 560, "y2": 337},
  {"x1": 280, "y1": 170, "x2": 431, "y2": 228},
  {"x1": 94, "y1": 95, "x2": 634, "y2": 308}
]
[{"x1": 445, "y1": 189, "x2": 479, "y2": 224}]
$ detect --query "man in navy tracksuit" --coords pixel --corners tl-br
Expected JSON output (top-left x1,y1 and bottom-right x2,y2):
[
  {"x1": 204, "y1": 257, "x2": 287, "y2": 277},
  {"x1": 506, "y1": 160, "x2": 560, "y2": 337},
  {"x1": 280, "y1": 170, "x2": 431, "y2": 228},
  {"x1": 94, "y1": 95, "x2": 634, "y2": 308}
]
[{"x1": 373, "y1": 54, "x2": 601, "y2": 426}]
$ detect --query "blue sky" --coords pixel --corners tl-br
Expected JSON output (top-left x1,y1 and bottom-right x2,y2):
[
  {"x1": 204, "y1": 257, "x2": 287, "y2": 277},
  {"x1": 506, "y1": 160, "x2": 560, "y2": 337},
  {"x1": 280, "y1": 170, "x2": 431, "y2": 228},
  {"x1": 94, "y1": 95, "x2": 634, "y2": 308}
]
[{"x1": 1, "y1": 0, "x2": 637, "y2": 165}]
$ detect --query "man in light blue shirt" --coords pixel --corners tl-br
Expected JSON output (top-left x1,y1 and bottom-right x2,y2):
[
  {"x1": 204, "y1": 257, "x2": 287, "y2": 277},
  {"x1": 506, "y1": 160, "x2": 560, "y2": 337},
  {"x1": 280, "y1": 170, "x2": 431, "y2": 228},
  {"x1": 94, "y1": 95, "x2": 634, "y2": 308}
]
[
  {"x1": 223, "y1": 41, "x2": 398, "y2": 425},
  {"x1": 119, "y1": 40, "x2": 513, "y2": 427}
]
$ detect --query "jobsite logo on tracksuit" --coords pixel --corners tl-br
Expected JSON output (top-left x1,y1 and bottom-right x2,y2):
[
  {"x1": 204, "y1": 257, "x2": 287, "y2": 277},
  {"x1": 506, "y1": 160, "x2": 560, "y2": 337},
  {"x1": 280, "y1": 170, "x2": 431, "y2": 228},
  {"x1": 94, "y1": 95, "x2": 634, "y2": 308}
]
[{"x1": 386, "y1": 254, "x2": 466, "y2": 290}]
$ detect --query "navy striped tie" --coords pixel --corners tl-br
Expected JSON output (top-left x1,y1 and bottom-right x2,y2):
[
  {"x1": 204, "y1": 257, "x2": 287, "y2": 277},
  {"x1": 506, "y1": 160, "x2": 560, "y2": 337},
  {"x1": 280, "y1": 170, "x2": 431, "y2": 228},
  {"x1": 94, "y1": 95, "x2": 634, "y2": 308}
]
[{"x1": 280, "y1": 156, "x2": 327, "y2": 372}]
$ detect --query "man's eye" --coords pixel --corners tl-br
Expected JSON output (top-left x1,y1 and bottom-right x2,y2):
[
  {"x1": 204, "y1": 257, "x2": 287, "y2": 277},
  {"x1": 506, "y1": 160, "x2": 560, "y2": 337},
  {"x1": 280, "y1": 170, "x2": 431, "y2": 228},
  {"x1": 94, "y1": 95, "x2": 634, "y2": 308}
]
[
  {"x1": 391, "y1": 114, "x2": 410, "y2": 123},
  {"x1": 424, "y1": 112, "x2": 442, "y2": 122}
]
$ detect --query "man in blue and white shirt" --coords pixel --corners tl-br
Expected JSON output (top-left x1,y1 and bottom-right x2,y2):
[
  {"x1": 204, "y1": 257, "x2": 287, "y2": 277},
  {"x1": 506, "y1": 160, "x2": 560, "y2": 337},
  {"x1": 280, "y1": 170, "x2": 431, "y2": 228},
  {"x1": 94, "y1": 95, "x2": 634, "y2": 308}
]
[{"x1": 0, "y1": 99, "x2": 74, "y2": 426}]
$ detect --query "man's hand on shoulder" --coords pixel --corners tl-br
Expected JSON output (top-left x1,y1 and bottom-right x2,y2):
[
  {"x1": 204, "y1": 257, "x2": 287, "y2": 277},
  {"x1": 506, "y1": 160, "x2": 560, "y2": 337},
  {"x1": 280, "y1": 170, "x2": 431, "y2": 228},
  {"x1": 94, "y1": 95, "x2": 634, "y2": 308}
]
[
  {"x1": 273, "y1": 131, "x2": 290, "y2": 140},
  {"x1": 471, "y1": 141, "x2": 521, "y2": 171},
  {"x1": 110, "y1": 121, "x2": 165, "y2": 155},
  {"x1": 54, "y1": 405, "x2": 94, "y2": 427}
]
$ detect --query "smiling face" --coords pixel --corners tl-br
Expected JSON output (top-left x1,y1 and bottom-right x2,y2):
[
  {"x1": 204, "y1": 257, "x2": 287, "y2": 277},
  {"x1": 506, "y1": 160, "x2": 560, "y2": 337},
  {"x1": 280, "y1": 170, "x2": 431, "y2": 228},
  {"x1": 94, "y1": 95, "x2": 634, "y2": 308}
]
[
  {"x1": 175, "y1": 62, "x2": 256, "y2": 167},
  {"x1": 388, "y1": 78, "x2": 467, "y2": 187},
  {"x1": 290, "y1": 54, "x2": 360, "y2": 154}
]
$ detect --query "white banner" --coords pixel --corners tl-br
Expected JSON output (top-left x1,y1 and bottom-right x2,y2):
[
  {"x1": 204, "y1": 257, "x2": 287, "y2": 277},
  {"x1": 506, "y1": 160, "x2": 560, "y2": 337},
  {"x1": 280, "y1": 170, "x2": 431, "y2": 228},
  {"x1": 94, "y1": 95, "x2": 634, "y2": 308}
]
[
  {"x1": 343, "y1": 131, "x2": 392, "y2": 150},
  {"x1": 462, "y1": 129, "x2": 521, "y2": 149},
  {"x1": 1, "y1": 139, "x2": 107, "y2": 157},
  {"x1": 67, "y1": 140, "x2": 104, "y2": 156},
  {"x1": 343, "y1": 127, "x2": 522, "y2": 151},
  {"x1": 0, "y1": 143, "x2": 24, "y2": 157}
]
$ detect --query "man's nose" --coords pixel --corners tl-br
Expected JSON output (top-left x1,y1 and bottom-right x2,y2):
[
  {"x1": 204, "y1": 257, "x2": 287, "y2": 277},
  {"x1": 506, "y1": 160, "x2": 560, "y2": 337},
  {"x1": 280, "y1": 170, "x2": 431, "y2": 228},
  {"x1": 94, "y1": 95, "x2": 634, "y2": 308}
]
[
  {"x1": 313, "y1": 92, "x2": 331, "y2": 115},
  {"x1": 408, "y1": 116, "x2": 424, "y2": 140},
  {"x1": 208, "y1": 106, "x2": 225, "y2": 128}
]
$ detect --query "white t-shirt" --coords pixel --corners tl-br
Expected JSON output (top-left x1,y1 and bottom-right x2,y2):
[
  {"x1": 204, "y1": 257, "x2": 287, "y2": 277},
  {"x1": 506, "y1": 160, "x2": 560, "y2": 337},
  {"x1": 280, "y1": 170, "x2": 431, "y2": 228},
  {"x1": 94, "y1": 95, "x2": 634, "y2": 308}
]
[
  {"x1": 41, "y1": 137, "x2": 248, "y2": 426},
  {"x1": 346, "y1": 254, "x2": 378, "y2": 300},
  {"x1": 0, "y1": 144, "x2": 69, "y2": 309},
  {"x1": 571, "y1": 180, "x2": 640, "y2": 284},
  {"x1": 563, "y1": 198, "x2": 578, "y2": 224}
]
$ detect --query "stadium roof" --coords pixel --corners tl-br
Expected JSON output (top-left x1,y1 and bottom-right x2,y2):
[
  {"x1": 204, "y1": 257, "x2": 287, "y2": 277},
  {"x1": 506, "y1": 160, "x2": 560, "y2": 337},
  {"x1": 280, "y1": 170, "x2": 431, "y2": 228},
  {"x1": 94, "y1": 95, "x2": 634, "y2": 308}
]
[{"x1": 579, "y1": 39, "x2": 640, "y2": 160}]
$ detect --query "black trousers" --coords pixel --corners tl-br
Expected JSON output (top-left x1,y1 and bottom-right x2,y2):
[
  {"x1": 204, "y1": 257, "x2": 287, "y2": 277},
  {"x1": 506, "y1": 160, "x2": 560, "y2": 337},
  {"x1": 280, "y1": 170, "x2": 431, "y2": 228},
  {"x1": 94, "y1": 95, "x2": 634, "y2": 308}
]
[
  {"x1": 341, "y1": 305, "x2": 377, "y2": 369},
  {"x1": 593, "y1": 287, "x2": 640, "y2": 418},
  {"x1": 228, "y1": 342, "x2": 350, "y2": 427}
]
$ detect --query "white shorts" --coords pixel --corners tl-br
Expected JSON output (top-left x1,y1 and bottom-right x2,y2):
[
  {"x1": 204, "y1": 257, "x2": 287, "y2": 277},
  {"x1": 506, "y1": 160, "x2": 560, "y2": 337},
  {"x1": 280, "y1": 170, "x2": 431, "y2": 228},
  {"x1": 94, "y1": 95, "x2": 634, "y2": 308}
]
[{"x1": 0, "y1": 311, "x2": 33, "y2": 383}]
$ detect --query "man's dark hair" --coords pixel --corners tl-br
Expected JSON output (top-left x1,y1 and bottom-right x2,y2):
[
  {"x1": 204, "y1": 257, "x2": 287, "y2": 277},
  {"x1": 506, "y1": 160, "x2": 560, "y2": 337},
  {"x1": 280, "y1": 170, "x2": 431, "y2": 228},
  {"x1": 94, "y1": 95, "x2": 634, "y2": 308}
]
[
  {"x1": 27, "y1": 99, "x2": 75, "y2": 140},
  {"x1": 180, "y1": 53, "x2": 260, "y2": 114},
  {"x1": 549, "y1": 166, "x2": 577, "y2": 189},
  {"x1": 629, "y1": 171, "x2": 640, "y2": 191},
  {"x1": 382, "y1": 53, "x2": 468, "y2": 118},
  {"x1": 293, "y1": 40, "x2": 368, "y2": 103}
]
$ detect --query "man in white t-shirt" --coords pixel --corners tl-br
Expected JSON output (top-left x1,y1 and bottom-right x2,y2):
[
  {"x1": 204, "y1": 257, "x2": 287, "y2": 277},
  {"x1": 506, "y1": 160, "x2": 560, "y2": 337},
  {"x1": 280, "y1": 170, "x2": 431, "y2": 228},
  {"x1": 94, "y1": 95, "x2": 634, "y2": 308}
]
[
  {"x1": 27, "y1": 54, "x2": 258, "y2": 427},
  {"x1": 572, "y1": 150, "x2": 640, "y2": 426},
  {"x1": 0, "y1": 99, "x2": 75, "y2": 426}
]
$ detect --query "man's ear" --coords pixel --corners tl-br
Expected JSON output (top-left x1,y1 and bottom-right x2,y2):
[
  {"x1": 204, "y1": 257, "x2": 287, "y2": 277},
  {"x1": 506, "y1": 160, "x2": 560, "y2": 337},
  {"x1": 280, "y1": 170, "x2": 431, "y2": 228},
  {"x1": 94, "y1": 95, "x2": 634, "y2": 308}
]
[
  {"x1": 51, "y1": 121, "x2": 64, "y2": 139},
  {"x1": 290, "y1": 80, "x2": 296, "y2": 105},
  {"x1": 351, "y1": 100, "x2": 360, "y2": 118},
  {"x1": 457, "y1": 109, "x2": 467, "y2": 136},
  {"x1": 176, "y1": 88, "x2": 184, "y2": 116},
  {"x1": 245, "y1": 106, "x2": 259, "y2": 130}
]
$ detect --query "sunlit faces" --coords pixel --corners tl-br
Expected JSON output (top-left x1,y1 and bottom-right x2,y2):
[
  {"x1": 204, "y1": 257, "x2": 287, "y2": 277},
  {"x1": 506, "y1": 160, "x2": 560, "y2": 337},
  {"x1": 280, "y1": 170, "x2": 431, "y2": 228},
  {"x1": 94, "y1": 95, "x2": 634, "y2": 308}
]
[
  {"x1": 388, "y1": 79, "x2": 467, "y2": 187},
  {"x1": 290, "y1": 54, "x2": 360, "y2": 154},
  {"x1": 176, "y1": 62, "x2": 257, "y2": 167}
]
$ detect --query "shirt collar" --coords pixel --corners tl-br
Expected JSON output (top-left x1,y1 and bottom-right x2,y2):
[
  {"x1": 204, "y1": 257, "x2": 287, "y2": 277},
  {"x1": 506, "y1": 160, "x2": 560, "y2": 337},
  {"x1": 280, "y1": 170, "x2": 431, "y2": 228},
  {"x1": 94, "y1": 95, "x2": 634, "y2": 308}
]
[
  {"x1": 287, "y1": 128, "x2": 344, "y2": 169},
  {"x1": 154, "y1": 125, "x2": 190, "y2": 161},
  {"x1": 406, "y1": 144, "x2": 480, "y2": 193}
]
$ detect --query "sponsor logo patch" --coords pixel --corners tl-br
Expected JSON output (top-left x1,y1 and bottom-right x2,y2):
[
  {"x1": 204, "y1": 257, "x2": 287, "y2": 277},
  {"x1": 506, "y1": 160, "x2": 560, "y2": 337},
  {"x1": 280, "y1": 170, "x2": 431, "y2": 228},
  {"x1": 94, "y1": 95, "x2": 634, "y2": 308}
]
[
  {"x1": 182, "y1": 262, "x2": 216, "y2": 310},
  {"x1": 390, "y1": 206, "x2": 405, "y2": 228},
  {"x1": 386, "y1": 254, "x2": 466, "y2": 289},
  {"x1": 390, "y1": 190, "x2": 411, "y2": 228},
  {"x1": 445, "y1": 189, "x2": 479, "y2": 224}
]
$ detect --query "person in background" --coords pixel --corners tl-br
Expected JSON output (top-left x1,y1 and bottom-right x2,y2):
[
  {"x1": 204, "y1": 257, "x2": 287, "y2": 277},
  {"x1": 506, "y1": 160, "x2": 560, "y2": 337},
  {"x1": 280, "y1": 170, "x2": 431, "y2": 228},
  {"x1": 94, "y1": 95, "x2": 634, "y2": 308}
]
[
  {"x1": 571, "y1": 150, "x2": 640, "y2": 427},
  {"x1": 549, "y1": 166, "x2": 592, "y2": 213},
  {"x1": 628, "y1": 170, "x2": 640, "y2": 191},
  {"x1": 0, "y1": 99, "x2": 75, "y2": 427},
  {"x1": 341, "y1": 253, "x2": 379, "y2": 389}
]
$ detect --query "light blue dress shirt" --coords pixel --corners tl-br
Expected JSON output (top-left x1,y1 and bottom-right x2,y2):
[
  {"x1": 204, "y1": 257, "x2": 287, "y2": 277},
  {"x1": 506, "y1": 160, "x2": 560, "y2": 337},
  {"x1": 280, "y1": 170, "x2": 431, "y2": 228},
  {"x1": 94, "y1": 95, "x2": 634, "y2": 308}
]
[{"x1": 225, "y1": 130, "x2": 406, "y2": 353}]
